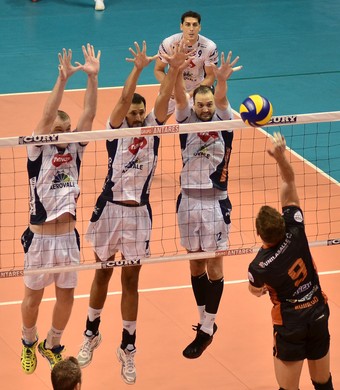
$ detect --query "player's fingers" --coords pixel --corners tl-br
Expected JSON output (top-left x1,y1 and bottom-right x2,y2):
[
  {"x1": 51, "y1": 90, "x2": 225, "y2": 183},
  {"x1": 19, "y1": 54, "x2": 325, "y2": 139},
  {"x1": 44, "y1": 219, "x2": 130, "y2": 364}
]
[
  {"x1": 230, "y1": 56, "x2": 240, "y2": 67},
  {"x1": 232, "y1": 65, "x2": 243, "y2": 72}
]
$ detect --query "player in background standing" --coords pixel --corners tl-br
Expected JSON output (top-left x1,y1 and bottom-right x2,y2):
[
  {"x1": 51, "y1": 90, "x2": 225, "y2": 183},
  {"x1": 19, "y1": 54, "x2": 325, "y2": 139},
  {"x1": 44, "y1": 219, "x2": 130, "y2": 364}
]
[{"x1": 154, "y1": 10, "x2": 218, "y2": 121}]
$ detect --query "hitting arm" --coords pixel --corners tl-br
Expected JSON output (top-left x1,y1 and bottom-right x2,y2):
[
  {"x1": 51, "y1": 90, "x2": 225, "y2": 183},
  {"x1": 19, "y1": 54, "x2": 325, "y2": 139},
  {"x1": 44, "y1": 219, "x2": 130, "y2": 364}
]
[{"x1": 267, "y1": 132, "x2": 300, "y2": 208}]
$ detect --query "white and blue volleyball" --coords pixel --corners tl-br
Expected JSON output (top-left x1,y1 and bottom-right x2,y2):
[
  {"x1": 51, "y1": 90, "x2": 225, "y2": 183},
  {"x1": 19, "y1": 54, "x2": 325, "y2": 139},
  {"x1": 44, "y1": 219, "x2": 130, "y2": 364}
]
[{"x1": 239, "y1": 95, "x2": 273, "y2": 127}]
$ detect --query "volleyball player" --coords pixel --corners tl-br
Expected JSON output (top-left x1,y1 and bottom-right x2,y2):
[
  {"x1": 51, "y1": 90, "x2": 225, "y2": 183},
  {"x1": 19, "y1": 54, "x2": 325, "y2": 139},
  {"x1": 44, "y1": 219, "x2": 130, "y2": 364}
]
[
  {"x1": 248, "y1": 132, "x2": 333, "y2": 390},
  {"x1": 51, "y1": 356, "x2": 82, "y2": 390},
  {"x1": 77, "y1": 41, "x2": 189, "y2": 384},
  {"x1": 20, "y1": 44, "x2": 100, "y2": 373},
  {"x1": 174, "y1": 51, "x2": 242, "y2": 358},
  {"x1": 154, "y1": 10, "x2": 218, "y2": 121}
]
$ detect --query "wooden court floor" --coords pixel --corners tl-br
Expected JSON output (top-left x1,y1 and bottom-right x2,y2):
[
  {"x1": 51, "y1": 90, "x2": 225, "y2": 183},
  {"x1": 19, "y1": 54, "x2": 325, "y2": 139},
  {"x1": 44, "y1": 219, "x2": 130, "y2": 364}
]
[{"x1": 0, "y1": 86, "x2": 339, "y2": 389}]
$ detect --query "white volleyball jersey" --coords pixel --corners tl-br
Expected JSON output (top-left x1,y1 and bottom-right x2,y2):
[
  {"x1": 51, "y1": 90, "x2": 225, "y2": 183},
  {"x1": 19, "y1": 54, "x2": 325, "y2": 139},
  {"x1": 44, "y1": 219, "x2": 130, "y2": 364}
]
[
  {"x1": 176, "y1": 103, "x2": 233, "y2": 190},
  {"x1": 27, "y1": 142, "x2": 85, "y2": 224},
  {"x1": 158, "y1": 33, "x2": 218, "y2": 92},
  {"x1": 102, "y1": 112, "x2": 160, "y2": 204}
]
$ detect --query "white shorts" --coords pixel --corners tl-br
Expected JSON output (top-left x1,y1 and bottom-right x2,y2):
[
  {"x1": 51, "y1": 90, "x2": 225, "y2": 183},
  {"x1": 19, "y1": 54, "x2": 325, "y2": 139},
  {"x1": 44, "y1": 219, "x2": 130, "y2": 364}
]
[
  {"x1": 21, "y1": 228, "x2": 80, "y2": 290},
  {"x1": 176, "y1": 194, "x2": 231, "y2": 252},
  {"x1": 86, "y1": 199, "x2": 152, "y2": 261}
]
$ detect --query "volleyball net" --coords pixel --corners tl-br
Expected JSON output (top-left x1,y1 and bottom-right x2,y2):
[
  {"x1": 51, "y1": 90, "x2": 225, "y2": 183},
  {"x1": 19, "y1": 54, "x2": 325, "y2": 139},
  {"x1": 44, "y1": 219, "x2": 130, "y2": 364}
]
[{"x1": 0, "y1": 111, "x2": 339, "y2": 278}]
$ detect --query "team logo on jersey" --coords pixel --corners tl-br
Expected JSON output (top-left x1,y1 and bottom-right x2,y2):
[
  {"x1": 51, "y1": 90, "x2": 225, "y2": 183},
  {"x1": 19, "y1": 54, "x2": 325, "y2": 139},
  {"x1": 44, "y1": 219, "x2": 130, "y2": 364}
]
[
  {"x1": 197, "y1": 132, "x2": 218, "y2": 142},
  {"x1": 122, "y1": 157, "x2": 143, "y2": 173},
  {"x1": 183, "y1": 69, "x2": 196, "y2": 82},
  {"x1": 294, "y1": 210, "x2": 303, "y2": 223},
  {"x1": 52, "y1": 153, "x2": 73, "y2": 167},
  {"x1": 128, "y1": 137, "x2": 147, "y2": 155},
  {"x1": 50, "y1": 171, "x2": 76, "y2": 189},
  {"x1": 248, "y1": 272, "x2": 255, "y2": 283},
  {"x1": 187, "y1": 59, "x2": 196, "y2": 68}
]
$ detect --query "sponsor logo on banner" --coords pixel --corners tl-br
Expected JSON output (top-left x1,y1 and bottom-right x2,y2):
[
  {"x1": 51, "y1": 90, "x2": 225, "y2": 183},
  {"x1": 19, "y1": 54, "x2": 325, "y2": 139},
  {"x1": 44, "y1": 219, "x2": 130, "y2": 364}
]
[
  {"x1": 0, "y1": 270, "x2": 24, "y2": 278},
  {"x1": 267, "y1": 115, "x2": 298, "y2": 125},
  {"x1": 216, "y1": 248, "x2": 254, "y2": 256},
  {"x1": 102, "y1": 259, "x2": 141, "y2": 268},
  {"x1": 327, "y1": 238, "x2": 340, "y2": 246},
  {"x1": 19, "y1": 134, "x2": 60, "y2": 145},
  {"x1": 141, "y1": 124, "x2": 179, "y2": 135}
]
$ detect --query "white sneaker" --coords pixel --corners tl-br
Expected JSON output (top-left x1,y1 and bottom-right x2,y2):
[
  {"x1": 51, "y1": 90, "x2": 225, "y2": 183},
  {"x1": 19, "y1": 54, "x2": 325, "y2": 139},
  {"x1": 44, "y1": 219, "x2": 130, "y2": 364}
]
[
  {"x1": 95, "y1": 0, "x2": 105, "y2": 11},
  {"x1": 116, "y1": 347, "x2": 136, "y2": 385},
  {"x1": 77, "y1": 333, "x2": 102, "y2": 368}
]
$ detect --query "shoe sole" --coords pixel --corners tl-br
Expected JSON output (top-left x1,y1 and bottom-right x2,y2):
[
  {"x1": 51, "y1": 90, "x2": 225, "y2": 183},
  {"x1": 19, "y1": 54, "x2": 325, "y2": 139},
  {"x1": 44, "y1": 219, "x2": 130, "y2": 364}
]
[{"x1": 78, "y1": 334, "x2": 102, "y2": 368}]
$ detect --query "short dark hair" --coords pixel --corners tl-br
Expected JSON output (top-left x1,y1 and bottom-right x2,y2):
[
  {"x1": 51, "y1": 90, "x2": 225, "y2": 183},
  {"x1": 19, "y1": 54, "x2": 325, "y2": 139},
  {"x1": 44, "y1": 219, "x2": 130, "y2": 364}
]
[
  {"x1": 192, "y1": 85, "x2": 213, "y2": 103},
  {"x1": 181, "y1": 11, "x2": 201, "y2": 24},
  {"x1": 51, "y1": 356, "x2": 82, "y2": 390},
  {"x1": 57, "y1": 110, "x2": 70, "y2": 122},
  {"x1": 132, "y1": 93, "x2": 146, "y2": 109},
  {"x1": 256, "y1": 205, "x2": 286, "y2": 245}
]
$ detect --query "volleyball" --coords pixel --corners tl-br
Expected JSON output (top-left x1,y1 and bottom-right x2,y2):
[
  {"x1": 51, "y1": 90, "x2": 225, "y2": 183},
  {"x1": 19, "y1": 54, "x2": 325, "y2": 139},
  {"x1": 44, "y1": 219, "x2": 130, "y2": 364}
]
[{"x1": 239, "y1": 95, "x2": 273, "y2": 127}]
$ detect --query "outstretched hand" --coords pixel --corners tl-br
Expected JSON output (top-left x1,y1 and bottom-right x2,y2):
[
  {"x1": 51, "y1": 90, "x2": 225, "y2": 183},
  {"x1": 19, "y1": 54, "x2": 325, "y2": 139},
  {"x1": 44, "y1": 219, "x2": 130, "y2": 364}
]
[
  {"x1": 268, "y1": 132, "x2": 287, "y2": 159},
  {"x1": 161, "y1": 39, "x2": 195, "y2": 70},
  {"x1": 76, "y1": 43, "x2": 101, "y2": 76},
  {"x1": 126, "y1": 41, "x2": 156, "y2": 70},
  {"x1": 57, "y1": 48, "x2": 82, "y2": 81},
  {"x1": 210, "y1": 51, "x2": 243, "y2": 81}
]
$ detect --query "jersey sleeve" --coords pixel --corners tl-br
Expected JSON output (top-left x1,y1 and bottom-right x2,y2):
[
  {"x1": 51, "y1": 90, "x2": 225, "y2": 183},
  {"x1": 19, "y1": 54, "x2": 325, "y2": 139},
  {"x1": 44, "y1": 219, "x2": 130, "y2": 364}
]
[
  {"x1": 216, "y1": 102, "x2": 233, "y2": 121},
  {"x1": 26, "y1": 144, "x2": 43, "y2": 161},
  {"x1": 158, "y1": 37, "x2": 172, "y2": 64},
  {"x1": 204, "y1": 42, "x2": 218, "y2": 67},
  {"x1": 248, "y1": 262, "x2": 264, "y2": 288},
  {"x1": 282, "y1": 206, "x2": 305, "y2": 229},
  {"x1": 175, "y1": 101, "x2": 191, "y2": 123}
]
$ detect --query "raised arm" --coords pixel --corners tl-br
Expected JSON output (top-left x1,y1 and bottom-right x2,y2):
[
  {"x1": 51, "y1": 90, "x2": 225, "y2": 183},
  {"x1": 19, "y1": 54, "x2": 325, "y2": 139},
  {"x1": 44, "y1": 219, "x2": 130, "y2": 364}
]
[
  {"x1": 76, "y1": 44, "x2": 101, "y2": 132},
  {"x1": 268, "y1": 132, "x2": 300, "y2": 208},
  {"x1": 154, "y1": 41, "x2": 189, "y2": 123},
  {"x1": 210, "y1": 51, "x2": 242, "y2": 110},
  {"x1": 109, "y1": 41, "x2": 155, "y2": 128},
  {"x1": 154, "y1": 57, "x2": 168, "y2": 84},
  {"x1": 34, "y1": 49, "x2": 82, "y2": 135}
]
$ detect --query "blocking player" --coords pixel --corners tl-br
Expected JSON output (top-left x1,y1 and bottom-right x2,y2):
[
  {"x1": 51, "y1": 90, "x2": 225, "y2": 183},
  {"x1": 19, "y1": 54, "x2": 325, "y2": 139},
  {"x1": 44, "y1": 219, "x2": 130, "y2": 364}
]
[
  {"x1": 20, "y1": 44, "x2": 100, "y2": 373},
  {"x1": 77, "y1": 40, "x2": 189, "y2": 385},
  {"x1": 174, "y1": 51, "x2": 242, "y2": 358}
]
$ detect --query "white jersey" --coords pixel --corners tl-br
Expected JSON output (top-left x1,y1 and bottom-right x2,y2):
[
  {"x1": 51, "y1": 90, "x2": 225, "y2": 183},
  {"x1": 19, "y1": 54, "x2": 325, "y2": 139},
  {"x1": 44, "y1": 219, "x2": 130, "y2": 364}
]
[
  {"x1": 176, "y1": 102, "x2": 233, "y2": 191},
  {"x1": 158, "y1": 33, "x2": 218, "y2": 92},
  {"x1": 27, "y1": 142, "x2": 85, "y2": 224},
  {"x1": 101, "y1": 111, "x2": 160, "y2": 204}
]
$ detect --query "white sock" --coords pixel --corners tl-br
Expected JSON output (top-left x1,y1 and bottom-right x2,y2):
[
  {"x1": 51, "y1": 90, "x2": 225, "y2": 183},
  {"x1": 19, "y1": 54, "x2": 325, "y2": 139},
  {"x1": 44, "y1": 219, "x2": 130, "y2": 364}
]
[
  {"x1": 123, "y1": 320, "x2": 136, "y2": 336},
  {"x1": 88, "y1": 307, "x2": 102, "y2": 322},
  {"x1": 200, "y1": 312, "x2": 216, "y2": 336},
  {"x1": 46, "y1": 326, "x2": 63, "y2": 349},
  {"x1": 197, "y1": 305, "x2": 205, "y2": 325},
  {"x1": 22, "y1": 325, "x2": 38, "y2": 345}
]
